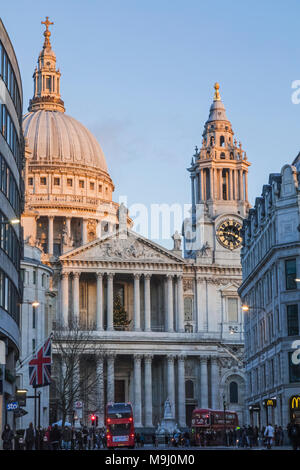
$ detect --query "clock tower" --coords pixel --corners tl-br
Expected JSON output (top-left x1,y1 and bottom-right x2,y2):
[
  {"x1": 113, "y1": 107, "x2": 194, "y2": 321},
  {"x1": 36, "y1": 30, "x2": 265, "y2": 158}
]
[{"x1": 183, "y1": 83, "x2": 251, "y2": 264}]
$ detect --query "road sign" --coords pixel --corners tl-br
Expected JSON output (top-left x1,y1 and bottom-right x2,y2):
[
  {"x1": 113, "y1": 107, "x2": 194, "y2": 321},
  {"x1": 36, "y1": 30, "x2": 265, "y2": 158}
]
[
  {"x1": 14, "y1": 408, "x2": 28, "y2": 418},
  {"x1": 6, "y1": 401, "x2": 19, "y2": 411},
  {"x1": 74, "y1": 401, "x2": 83, "y2": 409}
]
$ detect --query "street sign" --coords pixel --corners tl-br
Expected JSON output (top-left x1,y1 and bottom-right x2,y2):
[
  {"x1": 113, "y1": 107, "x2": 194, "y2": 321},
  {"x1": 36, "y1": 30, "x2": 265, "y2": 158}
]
[
  {"x1": 6, "y1": 401, "x2": 19, "y2": 411},
  {"x1": 14, "y1": 408, "x2": 28, "y2": 418},
  {"x1": 74, "y1": 401, "x2": 83, "y2": 409}
]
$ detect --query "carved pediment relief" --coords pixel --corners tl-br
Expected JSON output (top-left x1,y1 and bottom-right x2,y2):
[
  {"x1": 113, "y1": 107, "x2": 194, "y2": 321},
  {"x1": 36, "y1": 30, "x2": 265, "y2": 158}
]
[{"x1": 60, "y1": 230, "x2": 183, "y2": 263}]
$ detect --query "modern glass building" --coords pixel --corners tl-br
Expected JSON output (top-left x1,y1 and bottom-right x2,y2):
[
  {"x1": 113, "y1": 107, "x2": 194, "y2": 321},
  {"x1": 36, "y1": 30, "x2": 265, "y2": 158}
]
[{"x1": 0, "y1": 18, "x2": 24, "y2": 438}]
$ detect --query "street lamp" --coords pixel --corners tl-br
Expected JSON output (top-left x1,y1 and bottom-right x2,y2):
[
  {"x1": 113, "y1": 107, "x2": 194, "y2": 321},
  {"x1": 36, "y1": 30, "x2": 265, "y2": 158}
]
[
  {"x1": 241, "y1": 304, "x2": 265, "y2": 312},
  {"x1": 31, "y1": 301, "x2": 40, "y2": 308},
  {"x1": 0, "y1": 218, "x2": 20, "y2": 225}
]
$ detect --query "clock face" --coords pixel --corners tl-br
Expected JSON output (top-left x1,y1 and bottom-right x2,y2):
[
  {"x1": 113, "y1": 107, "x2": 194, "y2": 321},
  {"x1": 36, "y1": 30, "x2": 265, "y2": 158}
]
[{"x1": 216, "y1": 219, "x2": 242, "y2": 250}]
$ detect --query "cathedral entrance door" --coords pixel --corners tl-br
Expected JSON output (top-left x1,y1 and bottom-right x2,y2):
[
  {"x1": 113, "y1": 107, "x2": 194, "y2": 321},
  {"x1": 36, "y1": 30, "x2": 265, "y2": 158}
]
[{"x1": 115, "y1": 379, "x2": 126, "y2": 403}]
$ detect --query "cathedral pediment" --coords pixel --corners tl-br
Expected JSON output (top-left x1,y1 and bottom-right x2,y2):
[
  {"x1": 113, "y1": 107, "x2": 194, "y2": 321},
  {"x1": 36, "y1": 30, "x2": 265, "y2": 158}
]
[{"x1": 60, "y1": 229, "x2": 184, "y2": 264}]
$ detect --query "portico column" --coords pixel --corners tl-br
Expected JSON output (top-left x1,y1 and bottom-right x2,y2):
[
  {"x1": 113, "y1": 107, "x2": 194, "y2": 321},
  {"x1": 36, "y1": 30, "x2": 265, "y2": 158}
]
[
  {"x1": 134, "y1": 355, "x2": 142, "y2": 427},
  {"x1": 177, "y1": 275, "x2": 184, "y2": 332},
  {"x1": 196, "y1": 277, "x2": 202, "y2": 332},
  {"x1": 48, "y1": 215, "x2": 54, "y2": 255},
  {"x1": 200, "y1": 356, "x2": 208, "y2": 408},
  {"x1": 219, "y1": 169, "x2": 223, "y2": 200},
  {"x1": 167, "y1": 275, "x2": 174, "y2": 332},
  {"x1": 96, "y1": 355, "x2": 105, "y2": 427},
  {"x1": 107, "y1": 353, "x2": 115, "y2": 403},
  {"x1": 144, "y1": 274, "x2": 151, "y2": 332},
  {"x1": 65, "y1": 216, "x2": 71, "y2": 238},
  {"x1": 72, "y1": 272, "x2": 80, "y2": 326},
  {"x1": 229, "y1": 169, "x2": 233, "y2": 200},
  {"x1": 144, "y1": 355, "x2": 153, "y2": 427},
  {"x1": 96, "y1": 220, "x2": 101, "y2": 238},
  {"x1": 133, "y1": 274, "x2": 141, "y2": 331},
  {"x1": 61, "y1": 271, "x2": 69, "y2": 326},
  {"x1": 107, "y1": 273, "x2": 114, "y2": 331},
  {"x1": 167, "y1": 355, "x2": 175, "y2": 417},
  {"x1": 195, "y1": 172, "x2": 199, "y2": 204},
  {"x1": 239, "y1": 169, "x2": 243, "y2": 200},
  {"x1": 211, "y1": 357, "x2": 219, "y2": 409},
  {"x1": 96, "y1": 272, "x2": 104, "y2": 331},
  {"x1": 82, "y1": 218, "x2": 88, "y2": 245},
  {"x1": 178, "y1": 355, "x2": 186, "y2": 427}
]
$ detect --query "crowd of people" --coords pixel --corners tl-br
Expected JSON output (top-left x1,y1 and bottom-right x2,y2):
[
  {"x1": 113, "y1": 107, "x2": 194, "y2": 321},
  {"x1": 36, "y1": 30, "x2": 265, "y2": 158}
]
[
  {"x1": 1, "y1": 420, "x2": 299, "y2": 450},
  {"x1": 1, "y1": 423, "x2": 109, "y2": 450},
  {"x1": 193, "y1": 423, "x2": 299, "y2": 449}
]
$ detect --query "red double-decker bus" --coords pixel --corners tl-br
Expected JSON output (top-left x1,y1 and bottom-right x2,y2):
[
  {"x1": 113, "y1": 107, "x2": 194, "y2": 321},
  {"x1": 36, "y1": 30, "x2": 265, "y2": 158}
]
[
  {"x1": 191, "y1": 408, "x2": 239, "y2": 445},
  {"x1": 105, "y1": 402, "x2": 135, "y2": 448}
]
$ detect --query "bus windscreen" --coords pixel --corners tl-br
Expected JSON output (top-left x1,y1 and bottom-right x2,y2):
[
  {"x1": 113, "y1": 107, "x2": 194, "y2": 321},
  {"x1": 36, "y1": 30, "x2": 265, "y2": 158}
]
[{"x1": 107, "y1": 404, "x2": 132, "y2": 419}]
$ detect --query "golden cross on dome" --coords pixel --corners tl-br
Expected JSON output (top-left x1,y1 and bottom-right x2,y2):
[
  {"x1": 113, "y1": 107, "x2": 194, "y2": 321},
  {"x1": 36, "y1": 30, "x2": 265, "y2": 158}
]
[
  {"x1": 41, "y1": 16, "x2": 54, "y2": 32},
  {"x1": 214, "y1": 82, "x2": 221, "y2": 101}
]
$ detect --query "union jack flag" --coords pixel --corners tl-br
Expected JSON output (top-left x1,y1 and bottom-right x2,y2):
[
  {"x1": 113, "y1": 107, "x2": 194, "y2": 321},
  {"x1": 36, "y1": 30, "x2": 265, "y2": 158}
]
[{"x1": 29, "y1": 336, "x2": 52, "y2": 388}]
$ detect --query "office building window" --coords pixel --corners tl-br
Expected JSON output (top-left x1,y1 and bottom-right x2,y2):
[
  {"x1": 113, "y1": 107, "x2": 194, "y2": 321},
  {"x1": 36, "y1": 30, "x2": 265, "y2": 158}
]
[
  {"x1": 285, "y1": 259, "x2": 297, "y2": 290},
  {"x1": 287, "y1": 304, "x2": 299, "y2": 336},
  {"x1": 228, "y1": 297, "x2": 238, "y2": 322}
]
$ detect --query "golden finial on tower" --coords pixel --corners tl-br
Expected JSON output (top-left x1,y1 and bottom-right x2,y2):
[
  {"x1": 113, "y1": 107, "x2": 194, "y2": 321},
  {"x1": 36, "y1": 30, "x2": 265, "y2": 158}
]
[
  {"x1": 214, "y1": 82, "x2": 221, "y2": 101},
  {"x1": 41, "y1": 16, "x2": 54, "y2": 48}
]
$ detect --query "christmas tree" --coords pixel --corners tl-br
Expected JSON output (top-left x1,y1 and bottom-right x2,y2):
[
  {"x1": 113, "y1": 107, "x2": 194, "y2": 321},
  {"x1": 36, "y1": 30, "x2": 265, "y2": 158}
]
[{"x1": 113, "y1": 296, "x2": 131, "y2": 329}]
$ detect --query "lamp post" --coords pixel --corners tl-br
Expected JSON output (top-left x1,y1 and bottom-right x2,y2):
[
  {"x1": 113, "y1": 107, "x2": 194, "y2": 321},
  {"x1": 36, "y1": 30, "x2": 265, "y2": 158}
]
[
  {"x1": 0, "y1": 218, "x2": 20, "y2": 226},
  {"x1": 223, "y1": 394, "x2": 227, "y2": 446}
]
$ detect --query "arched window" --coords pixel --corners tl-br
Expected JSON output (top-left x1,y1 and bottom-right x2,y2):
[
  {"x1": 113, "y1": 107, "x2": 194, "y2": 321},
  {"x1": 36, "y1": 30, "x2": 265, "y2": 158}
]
[
  {"x1": 229, "y1": 381, "x2": 238, "y2": 403},
  {"x1": 185, "y1": 380, "x2": 194, "y2": 399},
  {"x1": 220, "y1": 136, "x2": 225, "y2": 147},
  {"x1": 220, "y1": 152, "x2": 226, "y2": 159}
]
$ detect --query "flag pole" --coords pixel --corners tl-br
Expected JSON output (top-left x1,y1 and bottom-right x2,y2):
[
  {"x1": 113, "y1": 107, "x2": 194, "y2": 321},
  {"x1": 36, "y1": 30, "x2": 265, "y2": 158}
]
[{"x1": 34, "y1": 387, "x2": 37, "y2": 430}]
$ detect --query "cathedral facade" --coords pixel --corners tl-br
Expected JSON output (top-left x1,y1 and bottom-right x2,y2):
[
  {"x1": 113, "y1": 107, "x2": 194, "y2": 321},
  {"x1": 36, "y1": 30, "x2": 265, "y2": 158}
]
[{"x1": 19, "y1": 20, "x2": 250, "y2": 431}]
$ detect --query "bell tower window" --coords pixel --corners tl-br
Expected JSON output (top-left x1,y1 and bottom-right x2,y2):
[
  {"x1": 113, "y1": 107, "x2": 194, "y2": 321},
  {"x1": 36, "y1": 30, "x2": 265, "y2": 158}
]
[
  {"x1": 220, "y1": 136, "x2": 225, "y2": 147},
  {"x1": 46, "y1": 76, "x2": 51, "y2": 91}
]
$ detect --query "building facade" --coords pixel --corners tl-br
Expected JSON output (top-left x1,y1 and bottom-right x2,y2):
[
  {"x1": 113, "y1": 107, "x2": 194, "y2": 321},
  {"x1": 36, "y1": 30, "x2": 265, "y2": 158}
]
[
  {"x1": 20, "y1": 19, "x2": 251, "y2": 432},
  {"x1": 239, "y1": 156, "x2": 300, "y2": 428},
  {"x1": 0, "y1": 19, "x2": 24, "y2": 438},
  {"x1": 16, "y1": 243, "x2": 54, "y2": 429}
]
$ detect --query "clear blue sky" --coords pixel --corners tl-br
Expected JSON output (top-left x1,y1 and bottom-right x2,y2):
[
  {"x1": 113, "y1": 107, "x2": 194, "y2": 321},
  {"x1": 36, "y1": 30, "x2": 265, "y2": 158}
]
[{"x1": 2, "y1": 0, "x2": 300, "y2": 247}]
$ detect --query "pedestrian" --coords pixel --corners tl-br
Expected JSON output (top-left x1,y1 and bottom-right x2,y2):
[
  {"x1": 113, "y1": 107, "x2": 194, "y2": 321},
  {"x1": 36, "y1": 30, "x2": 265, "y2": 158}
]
[
  {"x1": 1, "y1": 424, "x2": 14, "y2": 450},
  {"x1": 140, "y1": 432, "x2": 145, "y2": 447},
  {"x1": 287, "y1": 419, "x2": 300, "y2": 450},
  {"x1": 43, "y1": 426, "x2": 51, "y2": 450},
  {"x1": 50, "y1": 424, "x2": 61, "y2": 450},
  {"x1": 264, "y1": 423, "x2": 274, "y2": 449},
  {"x1": 61, "y1": 425, "x2": 72, "y2": 450},
  {"x1": 24, "y1": 422, "x2": 36, "y2": 450}
]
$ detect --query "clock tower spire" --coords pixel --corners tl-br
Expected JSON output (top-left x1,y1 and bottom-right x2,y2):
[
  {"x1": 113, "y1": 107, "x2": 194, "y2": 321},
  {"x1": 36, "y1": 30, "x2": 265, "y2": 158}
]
[{"x1": 184, "y1": 84, "x2": 251, "y2": 260}]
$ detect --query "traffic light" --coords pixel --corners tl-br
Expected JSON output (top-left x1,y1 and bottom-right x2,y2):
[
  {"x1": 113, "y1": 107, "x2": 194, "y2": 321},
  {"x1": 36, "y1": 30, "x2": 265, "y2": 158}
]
[{"x1": 91, "y1": 414, "x2": 96, "y2": 426}]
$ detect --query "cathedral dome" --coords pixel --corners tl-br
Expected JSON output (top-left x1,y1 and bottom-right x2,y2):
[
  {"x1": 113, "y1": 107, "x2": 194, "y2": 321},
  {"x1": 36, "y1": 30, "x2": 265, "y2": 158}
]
[{"x1": 23, "y1": 110, "x2": 108, "y2": 173}]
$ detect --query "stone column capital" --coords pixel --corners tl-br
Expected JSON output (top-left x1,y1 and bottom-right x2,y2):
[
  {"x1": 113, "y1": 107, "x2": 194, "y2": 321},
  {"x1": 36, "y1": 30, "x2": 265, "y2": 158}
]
[
  {"x1": 48, "y1": 215, "x2": 54, "y2": 220},
  {"x1": 211, "y1": 356, "x2": 219, "y2": 365},
  {"x1": 167, "y1": 354, "x2": 176, "y2": 363},
  {"x1": 177, "y1": 354, "x2": 186, "y2": 362},
  {"x1": 134, "y1": 354, "x2": 143, "y2": 363},
  {"x1": 73, "y1": 272, "x2": 80, "y2": 279},
  {"x1": 144, "y1": 273, "x2": 152, "y2": 280},
  {"x1": 166, "y1": 274, "x2": 174, "y2": 280},
  {"x1": 61, "y1": 271, "x2": 70, "y2": 279},
  {"x1": 106, "y1": 352, "x2": 117, "y2": 361},
  {"x1": 133, "y1": 273, "x2": 141, "y2": 280},
  {"x1": 199, "y1": 355, "x2": 208, "y2": 363},
  {"x1": 144, "y1": 354, "x2": 154, "y2": 363},
  {"x1": 177, "y1": 274, "x2": 183, "y2": 281},
  {"x1": 96, "y1": 271, "x2": 104, "y2": 279},
  {"x1": 107, "y1": 272, "x2": 114, "y2": 280}
]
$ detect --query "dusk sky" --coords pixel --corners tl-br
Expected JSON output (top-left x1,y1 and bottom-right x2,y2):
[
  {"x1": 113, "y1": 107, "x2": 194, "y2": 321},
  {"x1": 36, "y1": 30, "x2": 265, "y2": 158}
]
[{"x1": 2, "y1": 0, "x2": 300, "y2": 247}]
